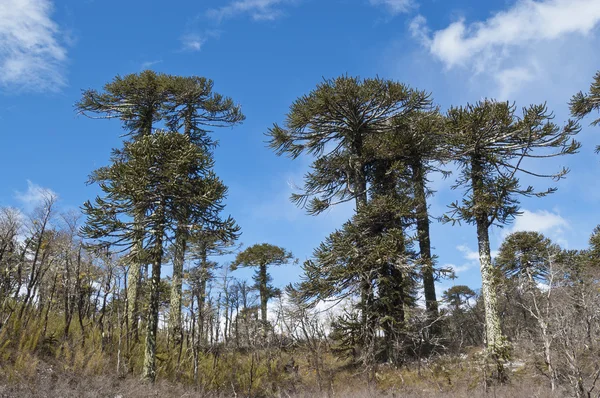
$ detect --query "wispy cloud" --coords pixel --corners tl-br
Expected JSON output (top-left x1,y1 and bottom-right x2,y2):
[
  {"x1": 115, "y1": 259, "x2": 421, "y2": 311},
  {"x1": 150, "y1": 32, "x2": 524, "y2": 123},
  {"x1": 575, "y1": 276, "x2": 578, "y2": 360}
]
[
  {"x1": 141, "y1": 60, "x2": 162, "y2": 70},
  {"x1": 0, "y1": 0, "x2": 68, "y2": 92},
  {"x1": 504, "y1": 209, "x2": 570, "y2": 246},
  {"x1": 180, "y1": 30, "x2": 220, "y2": 52},
  {"x1": 447, "y1": 244, "x2": 500, "y2": 275},
  {"x1": 369, "y1": 0, "x2": 413, "y2": 15},
  {"x1": 206, "y1": 0, "x2": 295, "y2": 22},
  {"x1": 15, "y1": 180, "x2": 58, "y2": 212},
  {"x1": 411, "y1": 0, "x2": 600, "y2": 97}
]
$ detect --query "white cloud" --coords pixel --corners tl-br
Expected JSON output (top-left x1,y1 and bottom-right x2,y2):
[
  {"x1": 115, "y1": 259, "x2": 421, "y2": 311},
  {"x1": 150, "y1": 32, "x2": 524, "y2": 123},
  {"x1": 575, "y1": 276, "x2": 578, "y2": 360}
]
[
  {"x1": 181, "y1": 34, "x2": 208, "y2": 52},
  {"x1": 15, "y1": 180, "x2": 58, "y2": 212},
  {"x1": 180, "y1": 30, "x2": 220, "y2": 52},
  {"x1": 450, "y1": 245, "x2": 499, "y2": 275},
  {"x1": 369, "y1": 0, "x2": 413, "y2": 15},
  {"x1": 140, "y1": 60, "x2": 162, "y2": 70},
  {"x1": 412, "y1": 0, "x2": 600, "y2": 97},
  {"x1": 0, "y1": 0, "x2": 68, "y2": 92},
  {"x1": 444, "y1": 262, "x2": 471, "y2": 274},
  {"x1": 206, "y1": 0, "x2": 294, "y2": 22},
  {"x1": 505, "y1": 209, "x2": 569, "y2": 245}
]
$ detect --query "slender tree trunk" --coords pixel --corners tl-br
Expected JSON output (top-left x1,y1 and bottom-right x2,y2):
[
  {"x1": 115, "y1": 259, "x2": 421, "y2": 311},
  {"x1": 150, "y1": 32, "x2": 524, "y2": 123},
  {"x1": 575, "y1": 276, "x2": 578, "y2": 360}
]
[
  {"x1": 42, "y1": 272, "x2": 59, "y2": 338},
  {"x1": 259, "y1": 263, "x2": 269, "y2": 338},
  {"x1": 142, "y1": 220, "x2": 164, "y2": 382},
  {"x1": 127, "y1": 214, "x2": 144, "y2": 343},
  {"x1": 169, "y1": 222, "x2": 187, "y2": 346},
  {"x1": 411, "y1": 160, "x2": 438, "y2": 325},
  {"x1": 353, "y1": 158, "x2": 375, "y2": 348},
  {"x1": 471, "y1": 158, "x2": 508, "y2": 380}
]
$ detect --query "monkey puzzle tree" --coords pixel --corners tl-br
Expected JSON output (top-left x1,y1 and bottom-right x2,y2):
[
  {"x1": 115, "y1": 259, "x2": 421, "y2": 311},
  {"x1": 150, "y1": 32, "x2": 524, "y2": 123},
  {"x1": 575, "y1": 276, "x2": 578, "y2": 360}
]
[
  {"x1": 383, "y1": 108, "x2": 448, "y2": 323},
  {"x1": 267, "y1": 76, "x2": 429, "y2": 334},
  {"x1": 442, "y1": 285, "x2": 476, "y2": 313},
  {"x1": 164, "y1": 75, "x2": 245, "y2": 149},
  {"x1": 300, "y1": 193, "x2": 418, "y2": 365},
  {"x1": 496, "y1": 231, "x2": 559, "y2": 288},
  {"x1": 443, "y1": 100, "x2": 580, "y2": 379},
  {"x1": 231, "y1": 244, "x2": 294, "y2": 337},
  {"x1": 82, "y1": 131, "x2": 232, "y2": 382},
  {"x1": 76, "y1": 70, "x2": 172, "y2": 340},
  {"x1": 77, "y1": 70, "x2": 244, "y2": 346},
  {"x1": 162, "y1": 75, "x2": 244, "y2": 345}
]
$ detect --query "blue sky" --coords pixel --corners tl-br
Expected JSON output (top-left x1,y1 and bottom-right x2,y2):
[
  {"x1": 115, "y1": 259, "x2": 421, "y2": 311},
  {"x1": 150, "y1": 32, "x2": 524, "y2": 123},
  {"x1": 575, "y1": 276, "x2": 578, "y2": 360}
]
[{"x1": 1, "y1": 0, "x2": 600, "y2": 299}]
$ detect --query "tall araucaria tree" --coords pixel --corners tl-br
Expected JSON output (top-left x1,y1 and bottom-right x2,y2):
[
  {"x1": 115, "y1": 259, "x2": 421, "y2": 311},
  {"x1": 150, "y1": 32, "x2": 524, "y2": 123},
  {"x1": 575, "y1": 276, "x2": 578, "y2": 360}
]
[
  {"x1": 443, "y1": 100, "x2": 580, "y2": 379},
  {"x1": 267, "y1": 76, "x2": 430, "y2": 332},
  {"x1": 76, "y1": 70, "x2": 172, "y2": 341},
  {"x1": 82, "y1": 131, "x2": 235, "y2": 382},
  {"x1": 231, "y1": 243, "x2": 294, "y2": 338},
  {"x1": 76, "y1": 70, "x2": 245, "y2": 347},
  {"x1": 384, "y1": 108, "x2": 449, "y2": 325},
  {"x1": 162, "y1": 75, "x2": 244, "y2": 346}
]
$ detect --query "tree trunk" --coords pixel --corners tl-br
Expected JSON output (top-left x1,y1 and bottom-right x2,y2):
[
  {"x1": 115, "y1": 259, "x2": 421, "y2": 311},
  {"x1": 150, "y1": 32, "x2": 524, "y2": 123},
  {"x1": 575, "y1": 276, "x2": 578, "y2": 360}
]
[
  {"x1": 259, "y1": 263, "x2": 269, "y2": 338},
  {"x1": 127, "y1": 215, "x2": 144, "y2": 343},
  {"x1": 411, "y1": 160, "x2": 438, "y2": 325},
  {"x1": 142, "y1": 211, "x2": 165, "y2": 382},
  {"x1": 471, "y1": 158, "x2": 508, "y2": 380},
  {"x1": 169, "y1": 222, "x2": 187, "y2": 346}
]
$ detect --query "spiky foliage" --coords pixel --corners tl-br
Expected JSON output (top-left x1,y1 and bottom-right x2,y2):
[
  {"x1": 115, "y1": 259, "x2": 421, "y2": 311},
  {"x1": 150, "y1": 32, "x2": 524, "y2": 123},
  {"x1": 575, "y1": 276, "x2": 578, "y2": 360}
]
[
  {"x1": 77, "y1": 70, "x2": 174, "y2": 338},
  {"x1": 570, "y1": 71, "x2": 600, "y2": 153},
  {"x1": 164, "y1": 75, "x2": 245, "y2": 150},
  {"x1": 299, "y1": 194, "x2": 418, "y2": 364},
  {"x1": 589, "y1": 225, "x2": 600, "y2": 260},
  {"x1": 443, "y1": 100, "x2": 580, "y2": 379},
  {"x1": 496, "y1": 231, "x2": 559, "y2": 286},
  {"x1": 267, "y1": 76, "x2": 430, "y2": 355},
  {"x1": 442, "y1": 285, "x2": 476, "y2": 312},
  {"x1": 76, "y1": 70, "x2": 171, "y2": 139},
  {"x1": 82, "y1": 131, "x2": 235, "y2": 381},
  {"x1": 231, "y1": 244, "x2": 294, "y2": 337},
  {"x1": 267, "y1": 75, "x2": 431, "y2": 213},
  {"x1": 77, "y1": 70, "x2": 244, "y2": 351}
]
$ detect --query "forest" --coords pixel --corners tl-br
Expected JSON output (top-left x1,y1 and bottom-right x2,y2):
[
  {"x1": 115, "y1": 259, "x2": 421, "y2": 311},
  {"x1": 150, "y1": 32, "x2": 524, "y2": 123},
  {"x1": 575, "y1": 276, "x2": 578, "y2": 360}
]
[{"x1": 0, "y1": 69, "x2": 599, "y2": 398}]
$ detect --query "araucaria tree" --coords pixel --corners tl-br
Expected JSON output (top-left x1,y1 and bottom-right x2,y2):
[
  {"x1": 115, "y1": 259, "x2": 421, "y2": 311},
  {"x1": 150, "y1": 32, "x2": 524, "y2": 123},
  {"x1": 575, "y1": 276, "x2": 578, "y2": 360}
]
[
  {"x1": 267, "y1": 76, "x2": 431, "y2": 335},
  {"x1": 77, "y1": 69, "x2": 243, "y2": 356},
  {"x1": 83, "y1": 131, "x2": 232, "y2": 381},
  {"x1": 444, "y1": 100, "x2": 580, "y2": 378},
  {"x1": 78, "y1": 70, "x2": 243, "y2": 382},
  {"x1": 385, "y1": 109, "x2": 448, "y2": 323},
  {"x1": 231, "y1": 244, "x2": 294, "y2": 337},
  {"x1": 77, "y1": 71, "x2": 171, "y2": 340}
]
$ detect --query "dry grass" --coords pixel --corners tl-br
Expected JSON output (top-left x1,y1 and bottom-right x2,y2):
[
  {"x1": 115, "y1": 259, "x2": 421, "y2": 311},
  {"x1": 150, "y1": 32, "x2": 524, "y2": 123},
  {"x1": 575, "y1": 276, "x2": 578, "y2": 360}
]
[{"x1": 0, "y1": 355, "x2": 567, "y2": 398}]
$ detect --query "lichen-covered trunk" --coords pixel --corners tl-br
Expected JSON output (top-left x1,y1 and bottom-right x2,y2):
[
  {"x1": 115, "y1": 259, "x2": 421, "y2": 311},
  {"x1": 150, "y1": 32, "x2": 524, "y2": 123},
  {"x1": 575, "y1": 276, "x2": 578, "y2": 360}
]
[
  {"x1": 475, "y1": 219, "x2": 504, "y2": 352},
  {"x1": 259, "y1": 263, "x2": 269, "y2": 338},
  {"x1": 411, "y1": 159, "x2": 439, "y2": 326},
  {"x1": 197, "y1": 246, "x2": 209, "y2": 345},
  {"x1": 471, "y1": 158, "x2": 508, "y2": 379},
  {"x1": 168, "y1": 222, "x2": 187, "y2": 346},
  {"x1": 142, "y1": 212, "x2": 165, "y2": 382},
  {"x1": 127, "y1": 215, "x2": 144, "y2": 343}
]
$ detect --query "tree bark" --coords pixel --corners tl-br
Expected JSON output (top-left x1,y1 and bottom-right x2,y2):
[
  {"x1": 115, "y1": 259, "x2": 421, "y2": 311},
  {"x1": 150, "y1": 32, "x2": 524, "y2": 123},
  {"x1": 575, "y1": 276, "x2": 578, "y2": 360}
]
[
  {"x1": 168, "y1": 222, "x2": 187, "y2": 346},
  {"x1": 411, "y1": 160, "x2": 439, "y2": 324},
  {"x1": 471, "y1": 158, "x2": 508, "y2": 380},
  {"x1": 127, "y1": 215, "x2": 144, "y2": 343},
  {"x1": 259, "y1": 263, "x2": 269, "y2": 338},
  {"x1": 142, "y1": 208, "x2": 165, "y2": 383}
]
